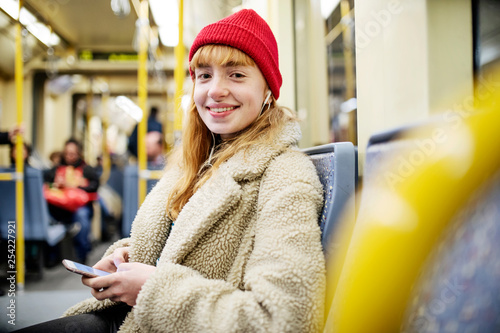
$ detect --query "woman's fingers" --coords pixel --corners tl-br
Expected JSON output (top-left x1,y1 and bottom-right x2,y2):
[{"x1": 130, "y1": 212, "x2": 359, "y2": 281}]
[
  {"x1": 92, "y1": 247, "x2": 130, "y2": 272},
  {"x1": 92, "y1": 253, "x2": 117, "y2": 272},
  {"x1": 83, "y1": 261, "x2": 155, "y2": 306},
  {"x1": 82, "y1": 274, "x2": 114, "y2": 290},
  {"x1": 90, "y1": 286, "x2": 119, "y2": 301},
  {"x1": 113, "y1": 247, "x2": 130, "y2": 267}
]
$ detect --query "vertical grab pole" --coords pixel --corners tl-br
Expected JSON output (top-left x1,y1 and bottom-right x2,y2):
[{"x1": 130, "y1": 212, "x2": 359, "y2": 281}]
[
  {"x1": 101, "y1": 93, "x2": 111, "y2": 184},
  {"x1": 137, "y1": 0, "x2": 149, "y2": 206},
  {"x1": 15, "y1": 0, "x2": 25, "y2": 290},
  {"x1": 173, "y1": 0, "x2": 184, "y2": 146},
  {"x1": 86, "y1": 78, "x2": 94, "y2": 163}
]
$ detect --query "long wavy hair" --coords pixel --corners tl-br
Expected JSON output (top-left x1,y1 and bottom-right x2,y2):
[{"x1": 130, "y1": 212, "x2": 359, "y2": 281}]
[{"x1": 166, "y1": 45, "x2": 296, "y2": 220}]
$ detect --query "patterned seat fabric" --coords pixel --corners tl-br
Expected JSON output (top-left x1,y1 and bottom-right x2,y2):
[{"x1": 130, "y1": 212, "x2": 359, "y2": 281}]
[
  {"x1": 309, "y1": 152, "x2": 335, "y2": 235},
  {"x1": 303, "y1": 142, "x2": 356, "y2": 253},
  {"x1": 402, "y1": 171, "x2": 500, "y2": 333}
]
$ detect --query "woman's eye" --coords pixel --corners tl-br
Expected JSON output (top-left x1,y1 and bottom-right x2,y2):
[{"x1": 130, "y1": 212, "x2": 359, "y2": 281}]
[
  {"x1": 197, "y1": 73, "x2": 211, "y2": 80},
  {"x1": 231, "y1": 72, "x2": 245, "y2": 78}
]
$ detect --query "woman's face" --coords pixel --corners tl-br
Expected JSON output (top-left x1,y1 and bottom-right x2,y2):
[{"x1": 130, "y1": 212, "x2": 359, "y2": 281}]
[
  {"x1": 63, "y1": 142, "x2": 80, "y2": 165},
  {"x1": 193, "y1": 61, "x2": 268, "y2": 139}
]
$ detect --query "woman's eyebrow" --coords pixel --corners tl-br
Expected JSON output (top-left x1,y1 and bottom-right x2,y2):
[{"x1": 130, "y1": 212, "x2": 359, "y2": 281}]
[
  {"x1": 223, "y1": 60, "x2": 245, "y2": 68},
  {"x1": 195, "y1": 62, "x2": 211, "y2": 69}
]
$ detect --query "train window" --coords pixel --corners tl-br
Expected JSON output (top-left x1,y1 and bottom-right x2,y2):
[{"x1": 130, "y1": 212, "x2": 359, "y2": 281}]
[
  {"x1": 322, "y1": 0, "x2": 357, "y2": 145},
  {"x1": 473, "y1": 0, "x2": 500, "y2": 77}
]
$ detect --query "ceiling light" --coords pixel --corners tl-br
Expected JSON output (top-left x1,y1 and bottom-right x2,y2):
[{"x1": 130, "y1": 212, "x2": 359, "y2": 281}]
[
  {"x1": 321, "y1": 0, "x2": 341, "y2": 19},
  {"x1": 0, "y1": 2, "x2": 61, "y2": 47},
  {"x1": 149, "y1": 0, "x2": 179, "y2": 47},
  {"x1": 26, "y1": 22, "x2": 60, "y2": 47},
  {"x1": 0, "y1": 0, "x2": 20, "y2": 20},
  {"x1": 19, "y1": 7, "x2": 36, "y2": 25}
]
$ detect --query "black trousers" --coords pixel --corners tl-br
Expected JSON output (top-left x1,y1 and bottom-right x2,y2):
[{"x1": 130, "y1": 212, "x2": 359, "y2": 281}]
[{"x1": 14, "y1": 303, "x2": 132, "y2": 333}]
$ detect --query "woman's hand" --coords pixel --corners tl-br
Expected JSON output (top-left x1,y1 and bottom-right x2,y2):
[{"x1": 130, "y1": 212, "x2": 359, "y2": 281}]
[
  {"x1": 92, "y1": 247, "x2": 130, "y2": 273},
  {"x1": 82, "y1": 262, "x2": 156, "y2": 306}
]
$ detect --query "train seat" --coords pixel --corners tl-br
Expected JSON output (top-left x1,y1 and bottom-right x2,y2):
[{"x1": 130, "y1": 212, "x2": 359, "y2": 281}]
[
  {"x1": 323, "y1": 105, "x2": 500, "y2": 332},
  {"x1": 122, "y1": 165, "x2": 160, "y2": 237},
  {"x1": 0, "y1": 167, "x2": 66, "y2": 247},
  {"x1": 401, "y1": 169, "x2": 500, "y2": 332},
  {"x1": 302, "y1": 142, "x2": 357, "y2": 254},
  {"x1": 302, "y1": 142, "x2": 357, "y2": 327},
  {"x1": 106, "y1": 164, "x2": 124, "y2": 199}
]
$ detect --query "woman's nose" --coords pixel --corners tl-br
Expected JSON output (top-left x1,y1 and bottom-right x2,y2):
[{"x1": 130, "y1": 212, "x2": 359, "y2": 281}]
[{"x1": 208, "y1": 76, "x2": 229, "y2": 100}]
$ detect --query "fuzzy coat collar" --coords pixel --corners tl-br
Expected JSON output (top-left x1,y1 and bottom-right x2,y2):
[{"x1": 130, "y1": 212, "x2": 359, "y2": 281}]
[{"x1": 129, "y1": 120, "x2": 302, "y2": 266}]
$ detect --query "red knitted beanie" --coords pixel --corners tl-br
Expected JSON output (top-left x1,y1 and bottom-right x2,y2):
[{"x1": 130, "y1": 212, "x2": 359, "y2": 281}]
[{"x1": 189, "y1": 9, "x2": 282, "y2": 99}]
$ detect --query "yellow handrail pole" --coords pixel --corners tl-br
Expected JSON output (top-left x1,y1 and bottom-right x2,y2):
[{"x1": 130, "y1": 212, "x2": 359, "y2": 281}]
[
  {"x1": 86, "y1": 78, "x2": 94, "y2": 164},
  {"x1": 173, "y1": 0, "x2": 184, "y2": 146},
  {"x1": 137, "y1": 0, "x2": 148, "y2": 205},
  {"x1": 15, "y1": 0, "x2": 25, "y2": 290},
  {"x1": 100, "y1": 93, "x2": 111, "y2": 185}
]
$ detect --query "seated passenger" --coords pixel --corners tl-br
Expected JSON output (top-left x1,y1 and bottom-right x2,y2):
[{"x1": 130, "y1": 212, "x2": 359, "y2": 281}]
[
  {"x1": 43, "y1": 138, "x2": 99, "y2": 264},
  {"x1": 49, "y1": 150, "x2": 62, "y2": 167},
  {"x1": 9, "y1": 141, "x2": 32, "y2": 167},
  {"x1": 16, "y1": 9, "x2": 325, "y2": 332}
]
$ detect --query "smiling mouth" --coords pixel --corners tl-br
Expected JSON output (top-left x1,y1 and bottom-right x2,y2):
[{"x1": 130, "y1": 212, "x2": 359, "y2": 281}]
[{"x1": 208, "y1": 106, "x2": 238, "y2": 113}]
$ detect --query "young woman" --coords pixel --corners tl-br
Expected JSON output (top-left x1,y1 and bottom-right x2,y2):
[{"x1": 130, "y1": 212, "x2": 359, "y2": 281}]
[{"x1": 17, "y1": 9, "x2": 326, "y2": 333}]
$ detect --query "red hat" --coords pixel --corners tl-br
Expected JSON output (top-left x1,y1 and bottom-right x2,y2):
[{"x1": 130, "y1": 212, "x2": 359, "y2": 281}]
[{"x1": 189, "y1": 9, "x2": 282, "y2": 99}]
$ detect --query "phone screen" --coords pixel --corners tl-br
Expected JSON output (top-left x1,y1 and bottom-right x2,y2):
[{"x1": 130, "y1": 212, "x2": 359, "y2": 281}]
[
  {"x1": 63, "y1": 259, "x2": 110, "y2": 277},
  {"x1": 74, "y1": 262, "x2": 110, "y2": 277}
]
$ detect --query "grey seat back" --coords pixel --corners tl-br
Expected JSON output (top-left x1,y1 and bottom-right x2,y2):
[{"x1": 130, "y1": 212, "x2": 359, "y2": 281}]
[
  {"x1": 302, "y1": 142, "x2": 357, "y2": 253},
  {"x1": 0, "y1": 167, "x2": 65, "y2": 246},
  {"x1": 122, "y1": 165, "x2": 159, "y2": 237}
]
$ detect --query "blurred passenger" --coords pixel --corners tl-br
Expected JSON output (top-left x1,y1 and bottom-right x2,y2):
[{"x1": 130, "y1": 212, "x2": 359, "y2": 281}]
[
  {"x1": 0, "y1": 124, "x2": 23, "y2": 145},
  {"x1": 9, "y1": 141, "x2": 32, "y2": 167},
  {"x1": 17, "y1": 9, "x2": 325, "y2": 332},
  {"x1": 43, "y1": 138, "x2": 99, "y2": 264},
  {"x1": 127, "y1": 106, "x2": 163, "y2": 158},
  {"x1": 49, "y1": 151, "x2": 62, "y2": 167},
  {"x1": 145, "y1": 130, "x2": 165, "y2": 168}
]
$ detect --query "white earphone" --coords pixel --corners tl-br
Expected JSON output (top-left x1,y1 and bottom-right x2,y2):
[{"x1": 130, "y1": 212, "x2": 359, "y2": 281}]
[
  {"x1": 257, "y1": 91, "x2": 272, "y2": 118},
  {"x1": 263, "y1": 91, "x2": 272, "y2": 105}
]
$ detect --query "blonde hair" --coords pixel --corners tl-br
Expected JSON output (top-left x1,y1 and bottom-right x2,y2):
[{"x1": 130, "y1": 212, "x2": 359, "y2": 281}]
[{"x1": 166, "y1": 45, "x2": 295, "y2": 220}]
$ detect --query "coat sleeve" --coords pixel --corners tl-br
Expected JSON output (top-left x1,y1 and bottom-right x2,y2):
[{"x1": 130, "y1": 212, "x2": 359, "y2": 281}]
[
  {"x1": 133, "y1": 151, "x2": 326, "y2": 332},
  {"x1": 43, "y1": 167, "x2": 57, "y2": 183},
  {"x1": 80, "y1": 165, "x2": 99, "y2": 193}
]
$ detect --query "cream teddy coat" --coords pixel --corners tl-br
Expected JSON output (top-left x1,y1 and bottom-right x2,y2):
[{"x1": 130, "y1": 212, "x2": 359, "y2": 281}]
[{"x1": 64, "y1": 121, "x2": 326, "y2": 332}]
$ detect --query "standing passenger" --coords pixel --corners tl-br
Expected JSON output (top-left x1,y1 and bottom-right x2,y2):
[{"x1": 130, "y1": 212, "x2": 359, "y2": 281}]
[
  {"x1": 127, "y1": 106, "x2": 163, "y2": 158},
  {"x1": 17, "y1": 9, "x2": 326, "y2": 333},
  {"x1": 0, "y1": 124, "x2": 23, "y2": 145}
]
